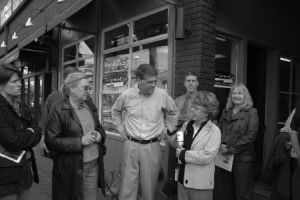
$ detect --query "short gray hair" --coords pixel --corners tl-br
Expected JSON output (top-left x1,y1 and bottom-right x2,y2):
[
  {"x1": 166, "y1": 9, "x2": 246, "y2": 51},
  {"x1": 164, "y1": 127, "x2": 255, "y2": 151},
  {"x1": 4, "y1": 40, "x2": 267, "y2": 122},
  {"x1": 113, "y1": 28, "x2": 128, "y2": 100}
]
[
  {"x1": 192, "y1": 91, "x2": 219, "y2": 120},
  {"x1": 63, "y1": 72, "x2": 87, "y2": 95}
]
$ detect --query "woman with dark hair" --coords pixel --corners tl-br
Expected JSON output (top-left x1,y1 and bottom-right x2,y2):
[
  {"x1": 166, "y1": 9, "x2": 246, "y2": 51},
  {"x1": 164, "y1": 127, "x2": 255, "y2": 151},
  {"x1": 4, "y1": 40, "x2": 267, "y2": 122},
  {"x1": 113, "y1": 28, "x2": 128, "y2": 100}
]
[
  {"x1": 45, "y1": 72, "x2": 106, "y2": 200},
  {"x1": 214, "y1": 83, "x2": 259, "y2": 200},
  {"x1": 166, "y1": 91, "x2": 221, "y2": 200},
  {"x1": 0, "y1": 63, "x2": 41, "y2": 200}
]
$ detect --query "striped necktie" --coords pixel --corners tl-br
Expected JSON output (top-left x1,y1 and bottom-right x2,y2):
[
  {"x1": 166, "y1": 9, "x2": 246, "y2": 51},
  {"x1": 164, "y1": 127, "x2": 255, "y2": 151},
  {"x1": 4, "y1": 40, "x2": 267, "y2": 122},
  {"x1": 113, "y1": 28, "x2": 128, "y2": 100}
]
[{"x1": 180, "y1": 94, "x2": 191, "y2": 116}]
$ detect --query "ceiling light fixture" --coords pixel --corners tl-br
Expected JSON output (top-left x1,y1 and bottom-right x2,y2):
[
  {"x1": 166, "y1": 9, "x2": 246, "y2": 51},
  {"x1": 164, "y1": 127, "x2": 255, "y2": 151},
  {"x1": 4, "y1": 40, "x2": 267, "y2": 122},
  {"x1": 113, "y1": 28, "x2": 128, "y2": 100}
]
[
  {"x1": 57, "y1": 0, "x2": 66, "y2": 3},
  {"x1": 12, "y1": 32, "x2": 18, "y2": 40},
  {"x1": 215, "y1": 36, "x2": 227, "y2": 42},
  {"x1": 280, "y1": 57, "x2": 291, "y2": 63},
  {"x1": 25, "y1": 18, "x2": 33, "y2": 27}
]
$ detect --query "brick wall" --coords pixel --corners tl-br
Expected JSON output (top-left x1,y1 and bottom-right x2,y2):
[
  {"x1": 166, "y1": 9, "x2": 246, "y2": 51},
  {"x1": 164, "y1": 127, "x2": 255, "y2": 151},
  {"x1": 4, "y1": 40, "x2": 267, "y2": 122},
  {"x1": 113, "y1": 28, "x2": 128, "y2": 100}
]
[{"x1": 174, "y1": 0, "x2": 216, "y2": 97}]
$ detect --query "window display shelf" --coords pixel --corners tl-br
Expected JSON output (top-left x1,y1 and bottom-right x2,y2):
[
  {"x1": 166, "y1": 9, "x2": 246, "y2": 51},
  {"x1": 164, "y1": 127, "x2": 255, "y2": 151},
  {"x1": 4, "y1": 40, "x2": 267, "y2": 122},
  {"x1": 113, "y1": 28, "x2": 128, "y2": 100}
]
[
  {"x1": 104, "y1": 69, "x2": 128, "y2": 74},
  {"x1": 214, "y1": 84, "x2": 232, "y2": 89}
]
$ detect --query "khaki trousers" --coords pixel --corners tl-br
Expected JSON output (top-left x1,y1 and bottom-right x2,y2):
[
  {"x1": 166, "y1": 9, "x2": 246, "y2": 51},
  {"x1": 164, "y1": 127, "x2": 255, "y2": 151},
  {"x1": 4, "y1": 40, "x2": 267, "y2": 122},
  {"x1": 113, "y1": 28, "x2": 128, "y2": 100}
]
[{"x1": 119, "y1": 140, "x2": 161, "y2": 200}]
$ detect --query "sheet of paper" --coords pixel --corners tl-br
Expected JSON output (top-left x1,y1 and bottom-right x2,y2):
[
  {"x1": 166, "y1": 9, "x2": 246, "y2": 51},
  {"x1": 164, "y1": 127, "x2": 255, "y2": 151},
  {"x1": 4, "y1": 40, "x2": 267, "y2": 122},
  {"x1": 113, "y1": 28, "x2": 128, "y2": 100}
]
[{"x1": 215, "y1": 152, "x2": 234, "y2": 172}]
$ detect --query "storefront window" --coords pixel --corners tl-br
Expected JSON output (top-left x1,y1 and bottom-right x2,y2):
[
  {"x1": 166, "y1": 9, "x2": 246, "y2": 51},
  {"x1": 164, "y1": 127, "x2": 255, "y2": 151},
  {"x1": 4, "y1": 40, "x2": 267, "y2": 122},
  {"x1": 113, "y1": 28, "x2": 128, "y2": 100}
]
[
  {"x1": 278, "y1": 56, "x2": 300, "y2": 124},
  {"x1": 100, "y1": 8, "x2": 169, "y2": 134},
  {"x1": 214, "y1": 34, "x2": 238, "y2": 118},
  {"x1": 62, "y1": 36, "x2": 96, "y2": 96}
]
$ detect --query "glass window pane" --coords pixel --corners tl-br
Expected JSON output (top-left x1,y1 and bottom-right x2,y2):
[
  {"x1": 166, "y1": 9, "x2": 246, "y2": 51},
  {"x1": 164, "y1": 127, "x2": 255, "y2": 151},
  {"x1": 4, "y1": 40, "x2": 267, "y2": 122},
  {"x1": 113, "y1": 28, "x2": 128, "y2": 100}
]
[
  {"x1": 63, "y1": 45, "x2": 77, "y2": 62},
  {"x1": 292, "y1": 60, "x2": 300, "y2": 93},
  {"x1": 78, "y1": 59, "x2": 95, "y2": 96},
  {"x1": 133, "y1": 10, "x2": 168, "y2": 41},
  {"x1": 104, "y1": 24, "x2": 129, "y2": 49},
  {"x1": 279, "y1": 59, "x2": 291, "y2": 92},
  {"x1": 62, "y1": 63, "x2": 77, "y2": 80},
  {"x1": 24, "y1": 78, "x2": 29, "y2": 105},
  {"x1": 78, "y1": 37, "x2": 95, "y2": 59},
  {"x1": 131, "y1": 40, "x2": 168, "y2": 91},
  {"x1": 215, "y1": 36, "x2": 237, "y2": 87},
  {"x1": 279, "y1": 93, "x2": 291, "y2": 123},
  {"x1": 29, "y1": 77, "x2": 35, "y2": 115},
  {"x1": 103, "y1": 50, "x2": 129, "y2": 92},
  {"x1": 101, "y1": 94, "x2": 120, "y2": 133}
]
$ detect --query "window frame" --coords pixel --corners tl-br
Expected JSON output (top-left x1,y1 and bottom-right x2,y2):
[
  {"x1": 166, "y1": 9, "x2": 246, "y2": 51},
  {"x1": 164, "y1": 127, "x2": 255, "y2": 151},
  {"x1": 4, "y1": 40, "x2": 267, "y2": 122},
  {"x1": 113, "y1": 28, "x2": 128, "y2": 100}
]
[{"x1": 99, "y1": 5, "x2": 174, "y2": 135}]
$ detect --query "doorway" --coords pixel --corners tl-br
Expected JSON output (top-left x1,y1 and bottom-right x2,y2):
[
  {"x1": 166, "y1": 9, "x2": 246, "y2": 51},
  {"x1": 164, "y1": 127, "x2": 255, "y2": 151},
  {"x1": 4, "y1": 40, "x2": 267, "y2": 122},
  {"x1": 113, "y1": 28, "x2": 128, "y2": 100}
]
[{"x1": 247, "y1": 45, "x2": 267, "y2": 180}]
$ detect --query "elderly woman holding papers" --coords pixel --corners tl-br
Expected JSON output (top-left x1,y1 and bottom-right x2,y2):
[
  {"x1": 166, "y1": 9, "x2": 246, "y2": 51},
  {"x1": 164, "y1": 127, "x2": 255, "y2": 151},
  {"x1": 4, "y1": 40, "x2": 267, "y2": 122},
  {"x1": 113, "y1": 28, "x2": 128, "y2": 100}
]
[{"x1": 214, "y1": 83, "x2": 259, "y2": 200}]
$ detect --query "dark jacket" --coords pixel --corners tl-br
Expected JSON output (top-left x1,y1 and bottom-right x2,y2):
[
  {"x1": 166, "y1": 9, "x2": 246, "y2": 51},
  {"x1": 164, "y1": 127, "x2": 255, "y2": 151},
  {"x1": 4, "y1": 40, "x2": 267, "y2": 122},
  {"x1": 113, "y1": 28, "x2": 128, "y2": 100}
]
[
  {"x1": 263, "y1": 132, "x2": 291, "y2": 200},
  {"x1": 45, "y1": 96, "x2": 106, "y2": 200},
  {"x1": 0, "y1": 95, "x2": 41, "y2": 196},
  {"x1": 219, "y1": 107, "x2": 259, "y2": 161},
  {"x1": 39, "y1": 90, "x2": 64, "y2": 133}
]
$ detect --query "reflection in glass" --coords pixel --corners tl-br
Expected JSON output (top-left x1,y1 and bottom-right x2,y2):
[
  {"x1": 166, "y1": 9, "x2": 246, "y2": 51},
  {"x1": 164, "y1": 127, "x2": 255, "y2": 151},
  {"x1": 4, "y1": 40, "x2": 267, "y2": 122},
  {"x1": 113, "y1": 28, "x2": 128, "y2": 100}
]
[
  {"x1": 78, "y1": 37, "x2": 95, "y2": 59},
  {"x1": 292, "y1": 61, "x2": 300, "y2": 93},
  {"x1": 103, "y1": 50, "x2": 129, "y2": 92},
  {"x1": 279, "y1": 93, "x2": 290, "y2": 123},
  {"x1": 279, "y1": 59, "x2": 291, "y2": 92},
  {"x1": 105, "y1": 24, "x2": 129, "y2": 49},
  {"x1": 215, "y1": 35, "x2": 237, "y2": 87},
  {"x1": 24, "y1": 78, "x2": 29, "y2": 105},
  {"x1": 101, "y1": 94, "x2": 120, "y2": 133},
  {"x1": 78, "y1": 59, "x2": 95, "y2": 96},
  {"x1": 63, "y1": 45, "x2": 77, "y2": 62},
  {"x1": 29, "y1": 77, "x2": 35, "y2": 114},
  {"x1": 131, "y1": 40, "x2": 168, "y2": 91},
  {"x1": 133, "y1": 10, "x2": 168, "y2": 41}
]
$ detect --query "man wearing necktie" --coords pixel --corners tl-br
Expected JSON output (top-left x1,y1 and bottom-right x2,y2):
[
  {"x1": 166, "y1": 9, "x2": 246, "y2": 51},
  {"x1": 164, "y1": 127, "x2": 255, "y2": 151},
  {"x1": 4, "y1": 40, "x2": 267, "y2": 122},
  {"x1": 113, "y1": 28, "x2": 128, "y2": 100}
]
[{"x1": 175, "y1": 71, "x2": 200, "y2": 126}]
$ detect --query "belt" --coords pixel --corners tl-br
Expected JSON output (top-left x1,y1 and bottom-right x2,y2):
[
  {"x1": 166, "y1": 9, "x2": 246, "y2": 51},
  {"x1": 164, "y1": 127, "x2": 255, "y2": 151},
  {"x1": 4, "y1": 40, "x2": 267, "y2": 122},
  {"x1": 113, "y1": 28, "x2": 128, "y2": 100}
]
[{"x1": 127, "y1": 136, "x2": 159, "y2": 144}]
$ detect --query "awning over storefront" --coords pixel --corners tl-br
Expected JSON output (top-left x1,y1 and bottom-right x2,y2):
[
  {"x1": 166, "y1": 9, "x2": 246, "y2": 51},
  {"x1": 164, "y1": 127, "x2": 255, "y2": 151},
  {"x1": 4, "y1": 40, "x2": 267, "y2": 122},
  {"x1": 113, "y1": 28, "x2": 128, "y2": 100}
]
[
  {"x1": 0, "y1": 0, "x2": 93, "y2": 59},
  {"x1": 0, "y1": 48, "x2": 19, "y2": 64},
  {"x1": 47, "y1": 0, "x2": 93, "y2": 31}
]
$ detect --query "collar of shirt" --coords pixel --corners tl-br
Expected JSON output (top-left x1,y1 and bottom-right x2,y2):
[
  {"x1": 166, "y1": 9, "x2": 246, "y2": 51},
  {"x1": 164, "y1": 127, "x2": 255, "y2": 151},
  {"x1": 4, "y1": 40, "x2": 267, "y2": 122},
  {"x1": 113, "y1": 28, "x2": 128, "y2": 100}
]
[{"x1": 134, "y1": 84, "x2": 156, "y2": 97}]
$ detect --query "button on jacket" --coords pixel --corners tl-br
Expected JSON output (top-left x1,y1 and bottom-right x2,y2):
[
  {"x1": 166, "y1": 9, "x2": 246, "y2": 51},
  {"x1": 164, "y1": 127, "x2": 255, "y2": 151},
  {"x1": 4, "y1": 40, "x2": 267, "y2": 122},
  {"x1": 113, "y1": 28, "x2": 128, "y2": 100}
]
[
  {"x1": 178, "y1": 120, "x2": 221, "y2": 190},
  {"x1": 219, "y1": 107, "x2": 259, "y2": 161}
]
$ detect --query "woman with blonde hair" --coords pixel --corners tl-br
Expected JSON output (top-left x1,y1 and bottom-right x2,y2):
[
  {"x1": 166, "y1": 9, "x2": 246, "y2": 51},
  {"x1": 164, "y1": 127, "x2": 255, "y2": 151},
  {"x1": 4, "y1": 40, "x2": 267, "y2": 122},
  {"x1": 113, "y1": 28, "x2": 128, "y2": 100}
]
[{"x1": 214, "y1": 83, "x2": 259, "y2": 200}]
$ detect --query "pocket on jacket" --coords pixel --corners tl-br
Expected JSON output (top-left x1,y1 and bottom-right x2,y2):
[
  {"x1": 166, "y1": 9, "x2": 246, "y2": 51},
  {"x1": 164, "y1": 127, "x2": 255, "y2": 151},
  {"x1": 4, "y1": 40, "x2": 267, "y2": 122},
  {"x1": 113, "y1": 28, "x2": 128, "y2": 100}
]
[{"x1": 0, "y1": 166, "x2": 22, "y2": 185}]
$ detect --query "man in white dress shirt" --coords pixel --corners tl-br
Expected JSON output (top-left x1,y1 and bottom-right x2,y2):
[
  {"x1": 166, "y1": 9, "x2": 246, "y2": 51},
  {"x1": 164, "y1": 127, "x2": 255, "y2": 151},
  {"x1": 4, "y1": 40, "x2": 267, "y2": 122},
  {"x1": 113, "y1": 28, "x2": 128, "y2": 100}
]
[{"x1": 112, "y1": 64, "x2": 178, "y2": 200}]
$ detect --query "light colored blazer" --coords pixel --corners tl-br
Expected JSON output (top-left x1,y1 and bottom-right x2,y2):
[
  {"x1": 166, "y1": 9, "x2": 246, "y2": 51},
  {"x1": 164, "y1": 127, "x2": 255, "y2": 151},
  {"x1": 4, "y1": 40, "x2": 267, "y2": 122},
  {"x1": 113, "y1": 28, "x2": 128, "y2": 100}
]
[{"x1": 176, "y1": 120, "x2": 221, "y2": 190}]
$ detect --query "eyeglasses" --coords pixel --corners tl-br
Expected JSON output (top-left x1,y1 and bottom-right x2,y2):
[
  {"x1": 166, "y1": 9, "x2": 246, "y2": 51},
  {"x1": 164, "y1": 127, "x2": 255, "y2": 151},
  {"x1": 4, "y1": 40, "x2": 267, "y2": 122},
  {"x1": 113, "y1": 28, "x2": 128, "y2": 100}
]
[{"x1": 82, "y1": 85, "x2": 92, "y2": 91}]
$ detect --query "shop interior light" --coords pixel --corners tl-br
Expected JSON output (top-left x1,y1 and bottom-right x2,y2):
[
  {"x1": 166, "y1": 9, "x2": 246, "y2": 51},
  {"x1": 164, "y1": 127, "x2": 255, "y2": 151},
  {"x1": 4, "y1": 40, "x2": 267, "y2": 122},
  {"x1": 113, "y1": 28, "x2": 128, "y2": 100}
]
[
  {"x1": 215, "y1": 54, "x2": 226, "y2": 59},
  {"x1": 12, "y1": 32, "x2": 18, "y2": 40},
  {"x1": 57, "y1": 0, "x2": 66, "y2": 3},
  {"x1": 0, "y1": 41, "x2": 6, "y2": 48},
  {"x1": 280, "y1": 57, "x2": 291, "y2": 63},
  {"x1": 215, "y1": 36, "x2": 227, "y2": 42},
  {"x1": 25, "y1": 18, "x2": 33, "y2": 27}
]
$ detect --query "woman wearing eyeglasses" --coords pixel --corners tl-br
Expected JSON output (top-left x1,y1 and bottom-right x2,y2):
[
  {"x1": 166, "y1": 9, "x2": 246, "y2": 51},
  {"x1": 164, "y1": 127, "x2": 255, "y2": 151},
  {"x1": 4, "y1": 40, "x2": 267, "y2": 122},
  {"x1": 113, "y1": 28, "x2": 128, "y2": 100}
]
[
  {"x1": 0, "y1": 64, "x2": 41, "y2": 200},
  {"x1": 45, "y1": 72, "x2": 106, "y2": 200},
  {"x1": 166, "y1": 91, "x2": 221, "y2": 200}
]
